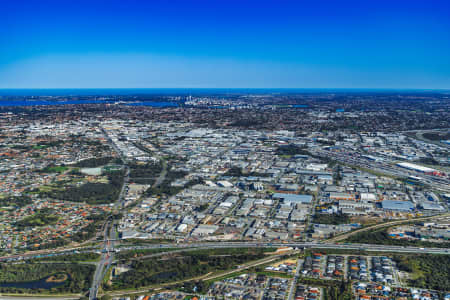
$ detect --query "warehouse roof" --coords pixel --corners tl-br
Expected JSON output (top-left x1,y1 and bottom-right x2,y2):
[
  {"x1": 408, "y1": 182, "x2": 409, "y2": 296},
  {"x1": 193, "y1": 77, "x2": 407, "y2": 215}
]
[
  {"x1": 420, "y1": 202, "x2": 445, "y2": 211},
  {"x1": 397, "y1": 162, "x2": 436, "y2": 173},
  {"x1": 381, "y1": 200, "x2": 415, "y2": 211},
  {"x1": 272, "y1": 193, "x2": 313, "y2": 204}
]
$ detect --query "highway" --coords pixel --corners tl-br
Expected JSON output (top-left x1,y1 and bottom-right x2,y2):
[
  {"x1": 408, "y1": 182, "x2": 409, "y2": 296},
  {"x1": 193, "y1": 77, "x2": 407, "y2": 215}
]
[
  {"x1": 152, "y1": 156, "x2": 167, "y2": 188},
  {"x1": 0, "y1": 239, "x2": 448, "y2": 300},
  {"x1": 313, "y1": 149, "x2": 450, "y2": 193},
  {"x1": 3, "y1": 240, "x2": 448, "y2": 264},
  {"x1": 111, "y1": 241, "x2": 450, "y2": 255},
  {"x1": 89, "y1": 219, "x2": 116, "y2": 300},
  {"x1": 93, "y1": 242, "x2": 448, "y2": 299},
  {"x1": 327, "y1": 212, "x2": 450, "y2": 242},
  {"x1": 88, "y1": 128, "x2": 129, "y2": 300}
]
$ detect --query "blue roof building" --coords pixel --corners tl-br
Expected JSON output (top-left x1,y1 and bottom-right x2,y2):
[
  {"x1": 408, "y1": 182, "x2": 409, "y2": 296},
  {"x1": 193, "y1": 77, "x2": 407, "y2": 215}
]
[
  {"x1": 381, "y1": 200, "x2": 415, "y2": 211},
  {"x1": 272, "y1": 193, "x2": 313, "y2": 204}
]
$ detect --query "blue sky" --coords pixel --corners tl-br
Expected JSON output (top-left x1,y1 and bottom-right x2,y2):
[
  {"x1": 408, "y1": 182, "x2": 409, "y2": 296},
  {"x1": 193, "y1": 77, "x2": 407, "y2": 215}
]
[{"x1": 1, "y1": 0, "x2": 449, "y2": 88}]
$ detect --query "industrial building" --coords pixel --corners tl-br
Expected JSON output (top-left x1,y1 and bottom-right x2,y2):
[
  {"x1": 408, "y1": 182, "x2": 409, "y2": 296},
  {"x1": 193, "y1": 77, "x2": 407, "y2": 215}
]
[
  {"x1": 272, "y1": 193, "x2": 313, "y2": 204},
  {"x1": 381, "y1": 200, "x2": 415, "y2": 211},
  {"x1": 396, "y1": 162, "x2": 436, "y2": 173}
]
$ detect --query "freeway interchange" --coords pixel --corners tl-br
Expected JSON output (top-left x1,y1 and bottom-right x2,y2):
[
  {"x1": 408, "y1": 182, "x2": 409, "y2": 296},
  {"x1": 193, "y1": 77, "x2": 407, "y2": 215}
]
[
  {"x1": 89, "y1": 219, "x2": 117, "y2": 300},
  {"x1": 1, "y1": 240, "x2": 449, "y2": 264},
  {"x1": 0, "y1": 238, "x2": 448, "y2": 299}
]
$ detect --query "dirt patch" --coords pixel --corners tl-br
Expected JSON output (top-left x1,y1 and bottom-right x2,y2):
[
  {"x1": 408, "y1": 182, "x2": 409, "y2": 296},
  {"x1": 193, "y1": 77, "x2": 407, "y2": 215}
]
[{"x1": 46, "y1": 273, "x2": 68, "y2": 283}]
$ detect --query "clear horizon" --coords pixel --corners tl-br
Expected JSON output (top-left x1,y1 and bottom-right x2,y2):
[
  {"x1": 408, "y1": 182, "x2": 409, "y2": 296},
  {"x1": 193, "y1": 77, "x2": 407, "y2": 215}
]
[
  {"x1": 2, "y1": 87, "x2": 450, "y2": 90},
  {"x1": 1, "y1": 0, "x2": 449, "y2": 89}
]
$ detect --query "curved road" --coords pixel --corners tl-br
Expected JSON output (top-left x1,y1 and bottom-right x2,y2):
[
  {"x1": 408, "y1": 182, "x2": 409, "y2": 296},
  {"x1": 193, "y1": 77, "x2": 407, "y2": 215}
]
[{"x1": 327, "y1": 212, "x2": 450, "y2": 242}]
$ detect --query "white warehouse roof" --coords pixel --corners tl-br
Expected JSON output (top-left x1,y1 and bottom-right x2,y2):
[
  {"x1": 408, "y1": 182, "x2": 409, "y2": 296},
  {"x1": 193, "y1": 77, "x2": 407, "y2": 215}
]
[{"x1": 397, "y1": 162, "x2": 436, "y2": 173}]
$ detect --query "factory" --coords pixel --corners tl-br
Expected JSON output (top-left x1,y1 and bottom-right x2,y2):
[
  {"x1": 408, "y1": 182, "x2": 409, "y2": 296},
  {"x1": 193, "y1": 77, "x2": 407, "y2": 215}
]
[
  {"x1": 396, "y1": 162, "x2": 436, "y2": 173},
  {"x1": 272, "y1": 193, "x2": 313, "y2": 204},
  {"x1": 381, "y1": 200, "x2": 415, "y2": 212}
]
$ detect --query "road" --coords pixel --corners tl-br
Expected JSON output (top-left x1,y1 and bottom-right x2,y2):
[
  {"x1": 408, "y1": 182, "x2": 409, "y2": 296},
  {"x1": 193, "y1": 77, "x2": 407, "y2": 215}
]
[
  {"x1": 110, "y1": 241, "x2": 450, "y2": 256},
  {"x1": 313, "y1": 149, "x2": 450, "y2": 193},
  {"x1": 88, "y1": 128, "x2": 129, "y2": 300},
  {"x1": 89, "y1": 219, "x2": 115, "y2": 300},
  {"x1": 202, "y1": 254, "x2": 283, "y2": 281},
  {"x1": 1, "y1": 240, "x2": 449, "y2": 299},
  {"x1": 287, "y1": 258, "x2": 302, "y2": 300},
  {"x1": 0, "y1": 297, "x2": 79, "y2": 300},
  {"x1": 116, "y1": 166, "x2": 129, "y2": 209},
  {"x1": 407, "y1": 129, "x2": 450, "y2": 149},
  {"x1": 131, "y1": 141, "x2": 167, "y2": 188},
  {"x1": 152, "y1": 156, "x2": 167, "y2": 188},
  {"x1": 2, "y1": 239, "x2": 449, "y2": 264},
  {"x1": 327, "y1": 212, "x2": 450, "y2": 242},
  {"x1": 103, "y1": 253, "x2": 284, "y2": 298}
]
